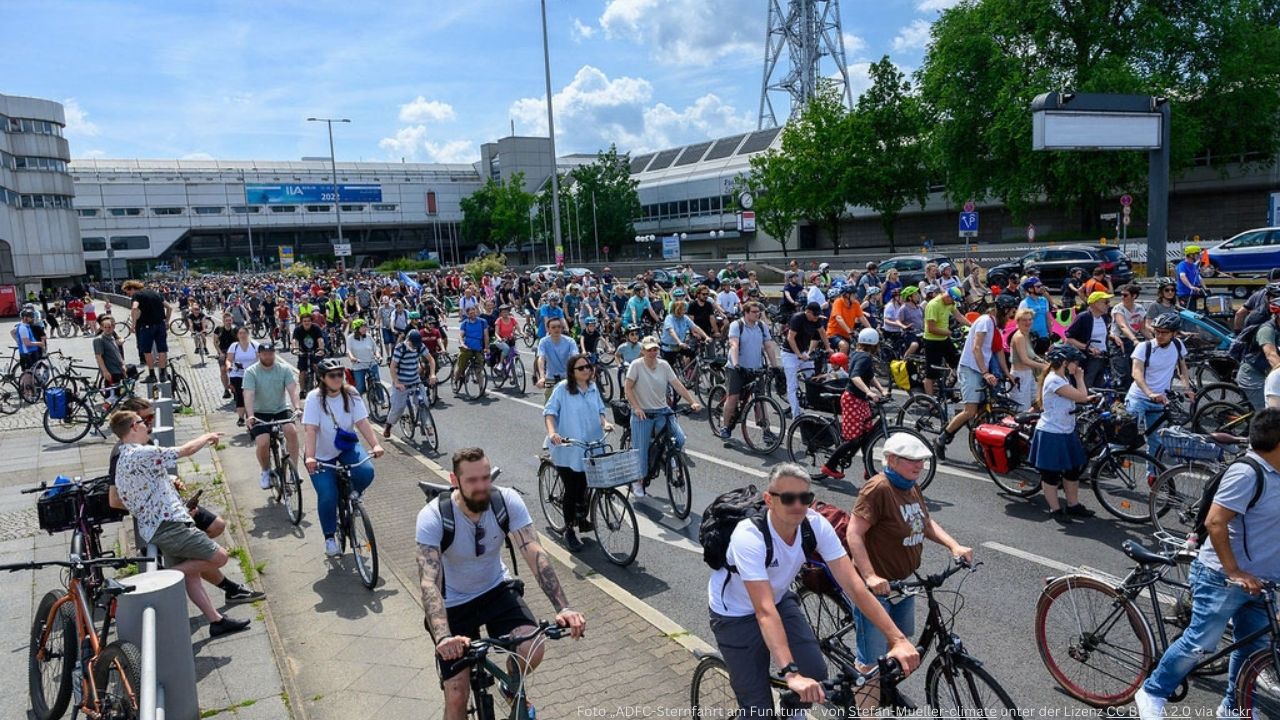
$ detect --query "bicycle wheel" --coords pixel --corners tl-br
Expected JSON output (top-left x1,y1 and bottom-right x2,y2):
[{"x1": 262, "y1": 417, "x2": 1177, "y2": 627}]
[
  {"x1": 43, "y1": 396, "x2": 92, "y2": 443},
  {"x1": 797, "y1": 588, "x2": 854, "y2": 675},
  {"x1": 925, "y1": 654, "x2": 1017, "y2": 715},
  {"x1": 365, "y1": 382, "x2": 389, "y2": 425},
  {"x1": 398, "y1": 404, "x2": 417, "y2": 441},
  {"x1": 987, "y1": 451, "x2": 1042, "y2": 498},
  {"x1": 786, "y1": 415, "x2": 838, "y2": 474},
  {"x1": 1034, "y1": 574, "x2": 1153, "y2": 706},
  {"x1": 522, "y1": 326, "x2": 538, "y2": 349},
  {"x1": 350, "y1": 501, "x2": 379, "y2": 589},
  {"x1": 282, "y1": 462, "x2": 304, "y2": 526},
  {"x1": 1149, "y1": 463, "x2": 1216, "y2": 541},
  {"x1": 1092, "y1": 449, "x2": 1163, "y2": 523},
  {"x1": 169, "y1": 317, "x2": 189, "y2": 336},
  {"x1": 29, "y1": 591, "x2": 75, "y2": 720},
  {"x1": 17, "y1": 373, "x2": 41, "y2": 405},
  {"x1": 512, "y1": 356, "x2": 528, "y2": 394},
  {"x1": 250, "y1": 321, "x2": 268, "y2": 340},
  {"x1": 596, "y1": 366, "x2": 614, "y2": 402},
  {"x1": 56, "y1": 321, "x2": 72, "y2": 338},
  {"x1": 895, "y1": 394, "x2": 945, "y2": 440},
  {"x1": 740, "y1": 396, "x2": 784, "y2": 455},
  {"x1": 0, "y1": 378, "x2": 23, "y2": 415},
  {"x1": 537, "y1": 462, "x2": 567, "y2": 533},
  {"x1": 1234, "y1": 648, "x2": 1280, "y2": 718},
  {"x1": 419, "y1": 406, "x2": 439, "y2": 453},
  {"x1": 592, "y1": 488, "x2": 639, "y2": 566},
  {"x1": 864, "y1": 426, "x2": 937, "y2": 491},
  {"x1": 690, "y1": 655, "x2": 739, "y2": 718},
  {"x1": 1195, "y1": 382, "x2": 1252, "y2": 413},
  {"x1": 489, "y1": 358, "x2": 508, "y2": 390},
  {"x1": 170, "y1": 371, "x2": 193, "y2": 410},
  {"x1": 1191, "y1": 400, "x2": 1252, "y2": 436},
  {"x1": 117, "y1": 322, "x2": 132, "y2": 340},
  {"x1": 664, "y1": 451, "x2": 692, "y2": 520},
  {"x1": 92, "y1": 640, "x2": 141, "y2": 719},
  {"x1": 706, "y1": 386, "x2": 727, "y2": 436}
]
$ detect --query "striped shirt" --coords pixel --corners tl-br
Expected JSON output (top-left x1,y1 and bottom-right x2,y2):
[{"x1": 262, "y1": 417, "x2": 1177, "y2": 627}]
[{"x1": 391, "y1": 343, "x2": 426, "y2": 386}]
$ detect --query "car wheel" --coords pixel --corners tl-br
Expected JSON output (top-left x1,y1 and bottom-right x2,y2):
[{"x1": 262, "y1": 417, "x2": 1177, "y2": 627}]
[
  {"x1": 1203, "y1": 261, "x2": 1220, "y2": 278},
  {"x1": 1234, "y1": 285, "x2": 1251, "y2": 299}
]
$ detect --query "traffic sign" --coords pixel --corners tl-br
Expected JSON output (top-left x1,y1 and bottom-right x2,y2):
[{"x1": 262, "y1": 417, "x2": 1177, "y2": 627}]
[
  {"x1": 333, "y1": 243, "x2": 352, "y2": 257},
  {"x1": 1123, "y1": 205, "x2": 1131, "y2": 217},
  {"x1": 963, "y1": 200, "x2": 976, "y2": 213},
  {"x1": 958, "y1": 211, "x2": 979, "y2": 238},
  {"x1": 1120, "y1": 194, "x2": 1133, "y2": 207},
  {"x1": 1027, "y1": 224, "x2": 1036, "y2": 241},
  {"x1": 1123, "y1": 215, "x2": 1131, "y2": 226}
]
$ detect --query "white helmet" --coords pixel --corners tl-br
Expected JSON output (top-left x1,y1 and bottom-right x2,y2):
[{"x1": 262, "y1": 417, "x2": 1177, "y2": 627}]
[
  {"x1": 857, "y1": 328, "x2": 881, "y2": 345},
  {"x1": 819, "y1": 262, "x2": 831, "y2": 271}
]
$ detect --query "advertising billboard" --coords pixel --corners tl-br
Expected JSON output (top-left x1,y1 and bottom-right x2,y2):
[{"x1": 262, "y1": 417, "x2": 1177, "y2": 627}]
[
  {"x1": 245, "y1": 184, "x2": 382, "y2": 205},
  {"x1": 279, "y1": 246, "x2": 295, "y2": 268}
]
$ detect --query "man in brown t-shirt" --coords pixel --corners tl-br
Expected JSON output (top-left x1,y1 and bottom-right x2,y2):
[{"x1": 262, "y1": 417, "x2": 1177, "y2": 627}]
[{"x1": 846, "y1": 433, "x2": 973, "y2": 683}]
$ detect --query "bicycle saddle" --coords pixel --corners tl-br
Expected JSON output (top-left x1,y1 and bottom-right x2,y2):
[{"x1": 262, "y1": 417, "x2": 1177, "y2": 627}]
[
  {"x1": 1121, "y1": 540, "x2": 1176, "y2": 567},
  {"x1": 1015, "y1": 412, "x2": 1041, "y2": 424},
  {"x1": 417, "y1": 481, "x2": 452, "y2": 500},
  {"x1": 1210, "y1": 432, "x2": 1249, "y2": 446}
]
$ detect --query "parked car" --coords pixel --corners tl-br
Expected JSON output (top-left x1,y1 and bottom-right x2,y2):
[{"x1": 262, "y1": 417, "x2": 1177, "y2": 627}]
[
  {"x1": 1205, "y1": 227, "x2": 1280, "y2": 277},
  {"x1": 876, "y1": 255, "x2": 955, "y2": 287},
  {"x1": 986, "y1": 244, "x2": 1134, "y2": 288}
]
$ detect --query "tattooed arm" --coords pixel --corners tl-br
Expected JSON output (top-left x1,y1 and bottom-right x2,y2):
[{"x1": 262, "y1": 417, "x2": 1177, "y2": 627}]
[
  {"x1": 417, "y1": 543, "x2": 468, "y2": 659},
  {"x1": 510, "y1": 526, "x2": 587, "y2": 638}
]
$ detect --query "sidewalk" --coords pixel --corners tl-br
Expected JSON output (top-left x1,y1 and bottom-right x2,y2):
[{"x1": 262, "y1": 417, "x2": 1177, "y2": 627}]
[
  {"x1": 191, "y1": 349, "x2": 705, "y2": 717},
  {"x1": 0, "y1": 321, "x2": 290, "y2": 718}
]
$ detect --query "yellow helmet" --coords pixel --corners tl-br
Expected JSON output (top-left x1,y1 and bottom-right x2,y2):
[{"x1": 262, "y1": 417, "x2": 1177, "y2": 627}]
[{"x1": 1184, "y1": 245, "x2": 1202, "y2": 255}]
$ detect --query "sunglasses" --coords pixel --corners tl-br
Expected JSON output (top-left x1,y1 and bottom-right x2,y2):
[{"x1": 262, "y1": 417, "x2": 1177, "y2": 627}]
[
  {"x1": 324, "y1": 371, "x2": 345, "y2": 379},
  {"x1": 133, "y1": 419, "x2": 151, "y2": 431},
  {"x1": 573, "y1": 364, "x2": 594, "y2": 371},
  {"x1": 769, "y1": 490, "x2": 815, "y2": 506},
  {"x1": 475, "y1": 523, "x2": 486, "y2": 557}
]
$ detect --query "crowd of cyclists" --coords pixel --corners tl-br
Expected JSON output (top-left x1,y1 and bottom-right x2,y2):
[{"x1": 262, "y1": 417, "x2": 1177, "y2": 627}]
[{"x1": 21, "y1": 240, "x2": 1280, "y2": 717}]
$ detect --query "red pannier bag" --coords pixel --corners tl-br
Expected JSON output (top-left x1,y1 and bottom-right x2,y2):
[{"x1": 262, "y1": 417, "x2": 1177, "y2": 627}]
[
  {"x1": 975, "y1": 420, "x2": 1022, "y2": 474},
  {"x1": 799, "y1": 500, "x2": 853, "y2": 596}
]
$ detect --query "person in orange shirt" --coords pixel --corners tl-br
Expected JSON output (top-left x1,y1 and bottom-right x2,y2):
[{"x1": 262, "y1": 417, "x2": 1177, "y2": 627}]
[
  {"x1": 826, "y1": 285, "x2": 871, "y2": 350},
  {"x1": 1082, "y1": 266, "x2": 1113, "y2": 299}
]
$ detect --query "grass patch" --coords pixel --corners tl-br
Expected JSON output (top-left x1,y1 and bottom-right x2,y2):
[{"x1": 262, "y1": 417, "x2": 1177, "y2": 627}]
[
  {"x1": 212, "y1": 472, "x2": 224, "y2": 486},
  {"x1": 227, "y1": 547, "x2": 259, "y2": 583},
  {"x1": 114, "y1": 563, "x2": 140, "y2": 579},
  {"x1": 664, "y1": 630, "x2": 690, "y2": 640},
  {"x1": 177, "y1": 406, "x2": 196, "y2": 416},
  {"x1": 199, "y1": 699, "x2": 257, "y2": 718},
  {"x1": 214, "y1": 441, "x2": 227, "y2": 451},
  {"x1": 311, "y1": 694, "x2": 323, "y2": 702}
]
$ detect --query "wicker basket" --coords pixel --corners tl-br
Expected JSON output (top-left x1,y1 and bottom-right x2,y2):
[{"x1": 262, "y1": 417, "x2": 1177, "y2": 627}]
[
  {"x1": 584, "y1": 449, "x2": 641, "y2": 489},
  {"x1": 1155, "y1": 427, "x2": 1225, "y2": 463}
]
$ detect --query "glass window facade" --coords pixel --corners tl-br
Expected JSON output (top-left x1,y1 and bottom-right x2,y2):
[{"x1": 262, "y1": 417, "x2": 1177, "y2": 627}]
[
  {"x1": 340, "y1": 204, "x2": 364, "y2": 212},
  {"x1": 152, "y1": 207, "x2": 184, "y2": 216},
  {"x1": 3, "y1": 116, "x2": 64, "y2": 136},
  {"x1": 111, "y1": 236, "x2": 150, "y2": 250},
  {"x1": 13, "y1": 156, "x2": 68, "y2": 172},
  {"x1": 19, "y1": 194, "x2": 74, "y2": 209},
  {"x1": 77, "y1": 209, "x2": 99, "y2": 217},
  {"x1": 230, "y1": 206, "x2": 260, "y2": 214},
  {"x1": 269, "y1": 206, "x2": 296, "y2": 213},
  {"x1": 305, "y1": 205, "x2": 332, "y2": 212},
  {"x1": 81, "y1": 237, "x2": 107, "y2": 251},
  {"x1": 109, "y1": 208, "x2": 143, "y2": 217},
  {"x1": 372, "y1": 204, "x2": 397, "y2": 211},
  {"x1": 193, "y1": 206, "x2": 224, "y2": 215}
]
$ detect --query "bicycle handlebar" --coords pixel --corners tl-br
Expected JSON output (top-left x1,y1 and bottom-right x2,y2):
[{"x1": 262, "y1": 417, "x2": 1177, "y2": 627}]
[
  {"x1": 315, "y1": 456, "x2": 375, "y2": 471},
  {"x1": 777, "y1": 656, "x2": 905, "y2": 706},
  {"x1": 466, "y1": 620, "x2": 570, "y2": 657},
  {"x1": 888, "y1": 558, "x2": 980, "y2": 592},
  {"x1": 0, "y1": 555, "x2": 155, "y2": 573}
]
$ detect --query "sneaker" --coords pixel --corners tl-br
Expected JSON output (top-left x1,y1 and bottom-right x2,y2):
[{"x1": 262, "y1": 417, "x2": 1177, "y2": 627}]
[
  {"x1": 237, "y1": 417, "x2": 246, "y2": 427},
  {"x1": 762, "y1": 431, "x2": 778, "y2": 446},
  {"x1": 324, "y1": 537, "x2": 341, "y2": 557},
  {"x1": 1133, "y1": 688, "x2": 1166, "y2": 720},
  {"x1": 1065, "y1": 503, "x2": 1096, "y2": 518},
  {"x1": 208, "y1": 616, "x2": 251, "y2": 638},
  {"x1": 564, "y1": 529, "x2": 585, "y2": 552},
  {"x1": 632, "y1": 482, "x2": 645, "y2": 498},
  {"x1": 223, "y1": 389, "x2": 232, "y2": 399},
  {"x1": 717, "y1": 427, "x2": 732, "y2": 440},
  {"x1": 224, "y1": 586, "x2": 265, "y2": 605},
  {"x1": 260, "y1": 471, "x2": 273, "y2": 490},
  {"x1": 817, "y1": 465, "x2": 846, "y2": 481},
  {"x1": 1216, "y1": 699, "x2": 1232, "y2": 719},
  {"x1": 577, "y1": 518, "x2": 594, "y2": 533},
  {"x1": 1048, "y1": 507, "x2": 1074, "y2": 524},
  {"x1": 932, "y1": 436, "x2": 948, "y2": 461}
]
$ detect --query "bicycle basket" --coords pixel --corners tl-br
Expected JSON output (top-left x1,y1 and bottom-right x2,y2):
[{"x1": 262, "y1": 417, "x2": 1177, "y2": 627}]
[
  {"x1": 1154, "y1": 427, "x2": 1225, "y2": 463},
  {"x1": 584, "y1": 449, "x2": 641, "y2": 489},
  {"x1": 1104, "y1": 410, "x2": 1143, "y2": 448},
  {"x1": 803, "y1": 378, "x2": 841, "y2": 415},
  {"x1": 36, "y1": 476, "x2": 127, "y2": 534},
  {"x1": 610, "y1": 400, "x2": 632, "y2": 426}
]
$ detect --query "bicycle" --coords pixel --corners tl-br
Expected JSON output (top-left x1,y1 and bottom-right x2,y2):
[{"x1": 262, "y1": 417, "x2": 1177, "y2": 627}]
[
  {"x1": 164, "y1": 354, "x2": 194, "y2": 410},
  {"x1": 537, "y1": 437, "x2": 640, "y2": 566},
  {"x1": 787, "y1": 396, "x2": 939, "y2": 490},
  {"x1": 706, "y1": 367, "x2": 785, "y2": 454},
  {"x1": 690, "y1": 649, "x2": 903, "y2": 718},
  {"x1": 453, "y1": 350, "x2": 488, "y2": 400},
  {"x1": 397, "y1": 383, "x2": 439, "y2": 453},
  {"x1": 487, "y1": 345, "x2": 528, "y2": 395},
  {"x1": 793, "y1": 557, "x2": 1015, "y2": 714},
  {"x1": 316, "y1": 456, "x2": 379, "y2": 589},
  {"x1": 350, "y1": 364, "x2": 389, "y2": 424},
  {"x1": 1034, "y1": 538, "x2": 1279, "y2": 708},
  {"x1": 618, "y1": 406, "x2": 693, "y2": 520},
  {"x1": 1147, "y1": 428, "x2": 1248, "y2": 541},
  {"x1": 259, "y1": 417, "x2": 304, "y2": 525},
  {"x1": 1073, "y1": 391, "x2": 1172, "y2": 523},
  {"x1": 453, "y1": 621, "x2": 569, "y2": 720},
  {"x1": 896, "y1": 361, "x2": 1020, "y2": 465},
  {"x1": 42, "y1": 378, "x2": 139, "y2": 444}
]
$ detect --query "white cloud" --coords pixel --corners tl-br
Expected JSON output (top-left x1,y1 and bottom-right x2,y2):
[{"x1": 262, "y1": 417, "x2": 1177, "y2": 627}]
[
  {"x1": 509, "y1": 65, "x2": 754, "y2": 154},
  {"x1": 62, "y1": 98, "x2": 99, "y2": 138},
  {"x1": 423, "y1": 140, "x2": 475, "y2": 164},
  {"x1": 598, "y1": 0, "x2": 759, "y2": 66},
  {"x1": 916, "y1": 0, "x2": 961, "y2": 11},
  {"x1": 76, "y1": 149, "x2": 107, "y2": 160},
  {"x1": 843, "y1": 33, "x2": 868, "y2": 59},
  {"x1": 891, "y1": 19, "x2": 932, "y2": 52},
  {"x1": 397, "y1": 96, "x2": 456, "y2": 124},
  {"x1": 377, "y1": 126, "x2": 474, "y2": 164},
  {"x1": 571, "y1": 17, "x2": 596, "y2": 41}
]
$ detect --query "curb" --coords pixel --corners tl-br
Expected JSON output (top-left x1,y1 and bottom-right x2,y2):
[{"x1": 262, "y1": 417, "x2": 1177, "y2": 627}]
[{"x1": 393, "y1": 442, "x2": 716, "y2": 657}]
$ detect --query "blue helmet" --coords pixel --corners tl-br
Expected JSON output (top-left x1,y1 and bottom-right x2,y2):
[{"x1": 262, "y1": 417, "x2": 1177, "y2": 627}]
[{"x1": 947, "y1": 287, "x2": 965, "y2": 302}]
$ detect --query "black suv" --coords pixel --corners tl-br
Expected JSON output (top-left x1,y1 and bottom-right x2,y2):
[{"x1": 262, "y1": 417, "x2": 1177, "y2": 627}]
[
  {"x1": 987, "y1": 244, "x2": 1134, "y2": 288},
  {"x1": 877, "y1": 255, "x2": 955, "y2": 287}
]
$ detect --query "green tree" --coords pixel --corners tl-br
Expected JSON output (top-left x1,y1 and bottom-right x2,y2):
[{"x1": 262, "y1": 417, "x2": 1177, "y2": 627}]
[
  {"x1": 461, "y1": 173, "x2": 536, "y2": 255},
  {"x1": 918, "y1": 0, "x2": 1280, "y2": 233},
  {"x1": 459, "y1": 181, "x2": 497, "y2": 246},
  {"x1": 738, "y1": 149, "x2": 802, "y2": 255},
  {"x1": 846, "y1": 57, "x2": 930, "y2": 252},
  {"x1": 533, "y1": 145, "x2": 641, "y2": 261},
  {"x1": 775, "y1": 89, "x2": 855, "y2": 253}
]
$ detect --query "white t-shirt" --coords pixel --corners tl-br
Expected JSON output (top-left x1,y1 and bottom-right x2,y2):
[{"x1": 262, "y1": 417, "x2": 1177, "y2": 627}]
[
  {"x1": 625, "y1": 359, "x2": 678, "y2": 410},
  {"x1": 1036, "y1": 373, "x2": 1077, "y2": 435},
  {"x1": 717, "y1": 290, "x2": 741, "y2": 316},
  {"x1": 958, "y1": 314, "x2": 997, "y2": 373},
  {"x1": 347, "y1": 333, "x2": 378, "y2": 368},
  {"x1": 1088, "y1": 313, "x2": 1108, "y2": 352},
  {"x1": 1111, "y1": 303, "x2": 1146, "y2": 340},
  {"x1": 302, "y1": 389, "x2": 369, "y2": 461},
  {"x1": 707, "y1": 509, "x2": 846, "y2": 617},
  {"x1": 1125, "y1": 339, "x2": 1183, "y2": 403},
  {"x1": 806, "y1": 286, "x2": 826, "y2": 307},
  {"x1": 227, "y1": 341, "x2": 258, "y2": 379},
  {"x1": 1266, "y1": 367, "x2": 1280, "y2": 407}
]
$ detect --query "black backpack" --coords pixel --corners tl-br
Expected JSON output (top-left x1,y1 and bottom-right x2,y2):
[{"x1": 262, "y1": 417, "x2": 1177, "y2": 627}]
[
  {"x1": 700, "y1": 485, "x2": 816, "y2": 608},
  {"x1": 1228, "y1": 316, "x2": 1273, "y2": 370},
  {"x1": 430, "y1": 488, "x2": 518, "y2": 597},
  {"x1": 1190, "y1": 458, "x2": 1267, "y2": 560}
]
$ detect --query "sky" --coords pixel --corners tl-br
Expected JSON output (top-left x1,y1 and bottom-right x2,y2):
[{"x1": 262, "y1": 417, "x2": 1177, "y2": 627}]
[{"x1": 1, "y1": 0, "x2": 958, "y2": 164}]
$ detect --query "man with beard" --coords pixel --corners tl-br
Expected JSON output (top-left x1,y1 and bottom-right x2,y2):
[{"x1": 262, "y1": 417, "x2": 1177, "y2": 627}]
[{"x1": 417, "y1": 447, "x2": 587, "y2": 720}]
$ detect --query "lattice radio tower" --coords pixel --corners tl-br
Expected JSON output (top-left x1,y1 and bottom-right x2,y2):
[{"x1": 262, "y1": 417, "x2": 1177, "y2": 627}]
[{"x1": 758, "y1": 0, "x2": 854, "y2": 129}]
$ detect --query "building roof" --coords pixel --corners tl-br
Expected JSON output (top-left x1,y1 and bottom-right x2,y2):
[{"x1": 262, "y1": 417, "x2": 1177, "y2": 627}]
[{"x1": 69, "y1": 158, "x2": 479, "y2": 174}]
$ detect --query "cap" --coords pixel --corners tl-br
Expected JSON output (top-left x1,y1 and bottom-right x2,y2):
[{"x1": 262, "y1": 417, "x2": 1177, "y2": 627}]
[
  {"x1": 640, "y1": 336, "x2": 661, "y2": 350},
  {"x1": 1087, "y1": 290, "x2": 1114, "y2": 305},
  {"x1": 257, "y1": 341, "x2": 277, "y2": 352},
  {"x1": 805, "y1": 301, "x2": 822, "y2": 313},
  {"x1": 884, "y1": 432, "x2": 932, "y2": 461}
]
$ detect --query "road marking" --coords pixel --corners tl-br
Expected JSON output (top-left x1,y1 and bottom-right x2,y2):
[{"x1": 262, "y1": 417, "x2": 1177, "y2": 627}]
[{"x1": 983, "y1": 542, "x2": 1179, "y2": 605}]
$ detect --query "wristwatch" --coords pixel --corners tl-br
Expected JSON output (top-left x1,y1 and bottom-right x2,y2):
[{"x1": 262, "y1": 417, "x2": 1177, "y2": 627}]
[{"x1": 779, "y1": 662, "x2": 801, "y2": 677}]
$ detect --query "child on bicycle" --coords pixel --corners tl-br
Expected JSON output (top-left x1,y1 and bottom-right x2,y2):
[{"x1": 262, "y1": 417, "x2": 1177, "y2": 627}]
[{"x1": 816, "y1": 329, "x2": 889, "y2": 481}]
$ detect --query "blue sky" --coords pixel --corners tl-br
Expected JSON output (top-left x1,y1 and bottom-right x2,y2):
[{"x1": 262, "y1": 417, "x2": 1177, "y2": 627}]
[{"x1": 2, "y1": 0, "x2": 955, "y2": 163}]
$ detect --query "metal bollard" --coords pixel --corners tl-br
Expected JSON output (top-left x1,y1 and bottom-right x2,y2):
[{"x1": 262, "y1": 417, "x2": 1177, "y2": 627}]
[{"x1": 114, "y1": 569, "x2": 199, "y2": 720}]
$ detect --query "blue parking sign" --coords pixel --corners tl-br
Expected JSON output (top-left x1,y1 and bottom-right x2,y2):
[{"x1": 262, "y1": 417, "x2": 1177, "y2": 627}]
[{"x1": 959, "y1": 212, "x2": 979, "y2": 237}]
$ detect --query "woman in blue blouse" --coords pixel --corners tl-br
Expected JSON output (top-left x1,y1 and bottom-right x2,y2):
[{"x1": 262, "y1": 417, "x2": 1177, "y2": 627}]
[{"x1": 544, "y1": 353, "x2": 615, "y2": 552}]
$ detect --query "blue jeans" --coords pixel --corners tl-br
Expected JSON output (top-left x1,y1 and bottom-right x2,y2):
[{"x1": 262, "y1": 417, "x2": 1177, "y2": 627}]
[
  {"x1": 1125, "y1": 395, "x2": 1167, "y2": 477},
  {"x1": 309, "y1": 446, "x2": 375, "y2": 537},
  {"x1": 629, "y1": 409, "x2": 685, "y2": 481},
  {"x1": 854, "y1": 593, "x2": 916, "y2": 667},
  {"x1": 351, "y1": 367, "x2": 377, "y2": 394},
  {"x1": 1143, "y1": 561, "x2": 1272, "y2": 706}
]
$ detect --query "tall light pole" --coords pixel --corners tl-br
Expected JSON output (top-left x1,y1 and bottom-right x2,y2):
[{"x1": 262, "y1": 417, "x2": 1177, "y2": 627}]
[
  {"x1": 306, "y1": 117, "x2": 351, "y2": 254},
  {"x1": 591, "y1": 190, "x2": 599, "y2": 262},
  {"x1": 239, "y1": 169, "x2": 256, "y2": 271},
  {"x1": 539, "y1": 0, "x2": 564, "y2": 261}
]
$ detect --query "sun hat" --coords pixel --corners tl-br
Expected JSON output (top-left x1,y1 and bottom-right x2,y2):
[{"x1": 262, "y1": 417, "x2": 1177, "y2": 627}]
[{"x1": 884, "y1": 433, "x2": 932, "y2": 461}]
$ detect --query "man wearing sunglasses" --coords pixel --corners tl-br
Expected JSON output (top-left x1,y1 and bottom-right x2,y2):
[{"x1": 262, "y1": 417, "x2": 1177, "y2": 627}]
[{"x1": 709, "y1": 463, "x2": 919, "y2": 713}]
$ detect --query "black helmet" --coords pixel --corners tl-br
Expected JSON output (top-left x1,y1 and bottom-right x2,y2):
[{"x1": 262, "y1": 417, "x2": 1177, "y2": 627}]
[
  {"x1": 318, "y1": 357, "x2": 344, "y2": 375},
  {"x1": 1156, "y1": 276, "x2": 1177, "y2": 289},
  {"x1": 1070, "y1": 267, "x2": 1086, "y2": 277},
  {"x1": 994, "y1": 294, "x2": 1020, "y2": 310},
  {"x1": 1149, "y1": 312, "x2": 1183, "y2": 332},
  {"x1": 1046, "y1": 345, "x2": 1086, "y2": 364},
  {"x1": 1264, "y1": 282, "x2": 1280, "y2": 299},
  {"x1": 407, "y1": 329, "x2": 423, "y2": 348}
]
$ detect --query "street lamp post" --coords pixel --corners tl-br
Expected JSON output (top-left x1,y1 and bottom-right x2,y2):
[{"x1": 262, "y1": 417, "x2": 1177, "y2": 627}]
[
  {"x1": 240, "y1": 170, "x2": 256, "y2": 271},
  {"x1": 539, "y1": 0, "x2": 564, "y2": 256},
  {"x1": 306, "y1": 117, "x2": 351, "y2": 265},
  {"x1": 591, "y1": 190, "x2": 599, "y2": 262}
]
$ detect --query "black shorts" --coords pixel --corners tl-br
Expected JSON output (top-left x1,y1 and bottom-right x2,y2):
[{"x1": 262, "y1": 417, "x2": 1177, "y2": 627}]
[
  {"x1": 437, "y1": 579, "x2": 535, "y2": 681},
  {"x1": 923, "y1": 339, "x2": 958, "y2": 380},
  {"x1": 192, "y1": 506, "x2": 218, "y2": 532},
  {"x1": 250, "y1": 410, "x2": 294, "y2": 439},
  {"x1": 19, "y1": 352, "x2": 40, "y2": 371},
  {"x1": 230, "y1": 376, "x2": 245, "y2": 408},
  {"x1": 725, "y1": 366, "x2": 754, "y2": 395}
]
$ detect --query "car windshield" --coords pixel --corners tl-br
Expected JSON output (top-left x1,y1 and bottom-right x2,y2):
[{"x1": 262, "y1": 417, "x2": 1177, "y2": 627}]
[
  {"x1": 894, "y1": 259, "x2": 924, "y2": 271},
  {"x1": 1101, "y1": 249, "x2": 1128, "y2": 262}
]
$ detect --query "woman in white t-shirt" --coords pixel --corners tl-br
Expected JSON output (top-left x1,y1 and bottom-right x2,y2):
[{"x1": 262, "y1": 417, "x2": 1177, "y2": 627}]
[
  {"x1": 226, "y1": 326, "x2": 258, "y2": 427},
  {"x1": 1029, "y1": 346, "x2": 1098, "y2": 522},
  {"x1": 303, "y1": 358, "x2": 385, "y2": 557}
]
